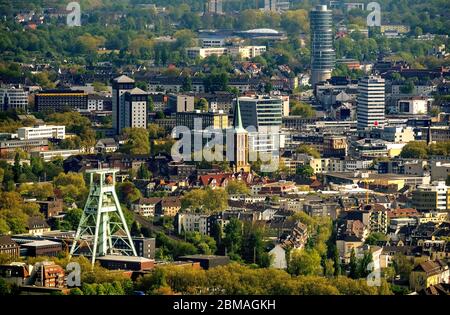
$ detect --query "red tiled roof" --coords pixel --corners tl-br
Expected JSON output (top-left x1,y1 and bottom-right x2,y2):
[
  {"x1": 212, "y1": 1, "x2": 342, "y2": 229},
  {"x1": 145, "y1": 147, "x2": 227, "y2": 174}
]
[{"x1": 388, "y1": 208, "x2": 420, "y2": 218}]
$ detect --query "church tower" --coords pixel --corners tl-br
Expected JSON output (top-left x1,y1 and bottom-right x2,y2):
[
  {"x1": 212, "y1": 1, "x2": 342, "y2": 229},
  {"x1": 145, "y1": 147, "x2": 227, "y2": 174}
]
[{"x1": 232, "y1": 97, "x2": 251, "y2": 173}]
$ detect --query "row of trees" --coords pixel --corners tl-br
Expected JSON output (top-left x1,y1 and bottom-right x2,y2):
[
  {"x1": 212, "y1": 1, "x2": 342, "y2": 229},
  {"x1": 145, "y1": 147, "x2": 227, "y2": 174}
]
[
  {"x1": 181, "y1": 187, "x2": 229, "y2": 214},
  {"x1": 0, "y1": 167, "x2": 88, "y2": 234},
  {"x1": 134, "y1": 262, "x2": 392, "y2": 295},
  {"x1": 400, "y1": 141, "x2": 450, "y2": 159},
  {"x1": 217, "y1": 219, "x2": 272, "y2": 267}
]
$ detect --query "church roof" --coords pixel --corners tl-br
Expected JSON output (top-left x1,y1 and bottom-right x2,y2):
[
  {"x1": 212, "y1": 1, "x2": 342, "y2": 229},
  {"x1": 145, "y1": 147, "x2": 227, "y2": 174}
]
[{"x1": 233, "y1": 97, "x2": 246, "y2": 133}]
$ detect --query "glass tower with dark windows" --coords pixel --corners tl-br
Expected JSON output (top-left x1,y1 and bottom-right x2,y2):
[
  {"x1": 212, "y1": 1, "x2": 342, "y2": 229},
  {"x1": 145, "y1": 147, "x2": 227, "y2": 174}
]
[
  {"x1": 112, "y1": 75, "x2": 135, "y2": 135},
  {"x1": 310, "y1": 5, "x2": 336, "y2": 87}
]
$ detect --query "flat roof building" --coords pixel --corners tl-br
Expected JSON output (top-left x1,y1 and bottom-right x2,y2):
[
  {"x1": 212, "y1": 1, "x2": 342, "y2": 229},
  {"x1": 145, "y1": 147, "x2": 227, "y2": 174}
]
[
  {"x1": 17, "y1": 125, "x2": 65, "y2": 140},
  {"x1": 96, "y1": 255, "x2": 155, "y2": 271},
  {"x1": 0, "y1": 86, "x2": 28, "y2": 112},
  {"x1": 178, "y1": 255, "x2": 230, "y2": 270},
  {"x1": 35, "y1": 90, "x2": 88, "y2": 112}
]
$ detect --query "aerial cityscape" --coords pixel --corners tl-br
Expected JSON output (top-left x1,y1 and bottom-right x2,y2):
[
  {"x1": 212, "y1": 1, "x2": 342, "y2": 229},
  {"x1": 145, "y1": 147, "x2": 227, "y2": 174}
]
[{"x1": 0, "y1": 0, "x2": 450, "y2": 299}]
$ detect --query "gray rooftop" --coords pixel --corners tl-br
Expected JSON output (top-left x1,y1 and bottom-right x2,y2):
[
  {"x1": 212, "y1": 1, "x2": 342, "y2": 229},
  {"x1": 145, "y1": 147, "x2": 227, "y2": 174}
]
[{"x1": 113, "y1": 75, "x2": 135, "y2": 83}]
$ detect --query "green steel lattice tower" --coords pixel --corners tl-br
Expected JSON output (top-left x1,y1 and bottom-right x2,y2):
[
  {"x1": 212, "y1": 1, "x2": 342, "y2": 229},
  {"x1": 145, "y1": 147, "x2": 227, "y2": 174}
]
[{"x1": 70, "y1": 168, "x2": 137, "y2": 265}]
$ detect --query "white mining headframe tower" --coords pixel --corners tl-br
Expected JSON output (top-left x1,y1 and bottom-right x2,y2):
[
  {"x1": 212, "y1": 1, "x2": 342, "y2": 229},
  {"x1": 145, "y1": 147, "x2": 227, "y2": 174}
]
[{"x1": 70, "y1": 168, "x2": 137, "y2": 265}]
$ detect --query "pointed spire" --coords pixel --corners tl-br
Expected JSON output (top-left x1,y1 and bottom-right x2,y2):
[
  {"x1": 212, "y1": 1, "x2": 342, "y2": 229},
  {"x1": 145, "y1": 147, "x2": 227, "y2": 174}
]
[{"x1": 233, "y1": 95, "x2": 246, "y2": 132}]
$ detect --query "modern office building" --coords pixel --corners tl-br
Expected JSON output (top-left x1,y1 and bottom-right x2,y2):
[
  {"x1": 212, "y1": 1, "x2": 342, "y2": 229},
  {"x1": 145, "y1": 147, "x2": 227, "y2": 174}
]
[
  {"x1": 237, "y1": 96, "x2": 283, "y2": 132},
  {"x1": 123, "y1": 87, "x2": 149, "y2": 131},
  {"x1": 176, "y1": 110, "x2": 229, "y2": 131},
  {"x1": 87, "y1": 94, "x2": 112, "y2": 112},
  {"x1": 412, "y1": 181, "x2": 450, "y2": 212},
  {"x1": 357, "y1": 76, "x2": 386, "y2": 131},
  {"x1": 380, "y1": 126, "x2": 415, "y2": 143},
  {"x1": 228, "y1": 46, "x2": 267, "y2": 59},
  {"x1": 0, "y1": 87, "x2": 28, "y2": 112},
  {"x1": 265, "y1": 0, "x2": 277, "y2": 11},
  {"x1": 17, "y1": 125, "x2": 65, "y2": 140},
  {"x1": 168, "y1": 94, "x2": 195, "y2": 113},
  {"x1": 310, "y1": 5, "x2": 336, "y2": 86},
  {"x1": 35, "y1": 90, "x2": 88, "y2": 112},
  {"x1": 112, "y1": 75, "x2": 136, "y2": 134},
  {"x1": 264, "y1": 0, "x2": 290, "y2": 12},
  {"x1": 186, "y1": 47, "x2": 228, "y2": 59},
  {"x1": 397, "y1": 97, "x2": 428, "y2": 115},
  {"x1": 207, "y1": 0, "x2": 223, "y2": 15},
  {"x1": 236, "y1": 96, "x2": 283, "y2": 156},
  {"x1": 186, "y1": 46, "x2": 266, "y2": 59}
]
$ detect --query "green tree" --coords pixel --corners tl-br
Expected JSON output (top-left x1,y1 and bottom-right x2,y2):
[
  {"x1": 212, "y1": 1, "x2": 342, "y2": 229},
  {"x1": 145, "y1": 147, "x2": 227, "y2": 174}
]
[
  {"x1": 181, "y1": 188, "x2": 228, "y2": 213},
  {"x1": 121, "y1": 128, "x2": 150, "y2": 155},
  {"x1": 400, "y1": 141, "x2": 428, "y2": 159},
  {"x1": 400, "y1": 79, "x2": 415, "y2": 94},
  {"x1": 357, "y1": 251, "x2": 373, "y2": 279},
  {"x1": 296, "y1": 144, "x2": 321, "y2": 158},
  {"x1": 53, "y1": 172, "x2": 88, "y2": 203},
  {"x1": 225, "y1": 180, "x2": 250, "y2": 195},
  {"x1": 324, "y1": 259, "x2": 335, "y2": 278},
  {"x1": 241, "y1": 223, "x2": 270, "y2": 266},
  {"x1": 61, "y1": 208, "x2": 83, "y2": 231},
  {"x1": 137, "y1": 164, "x2": 151, "y2": 180},
  {"x1": 69, "y1": 288, "x2": 84, "y2": 295},
  {"x1": 349, "y1": 249, "x2": 358, "y2": 279},
  {"x1": 290, "y1": 100, "x2": 315, "y2": 118},
  {"x1": 296, "y1": 165, "x2": 315, "y2": 178},
  {"x1": 12, "y1": 153, "x2": 22, "y2": 182},
  {"x1": 116, "y1": 182, "x2": 142, "y2": 205},
  {"x1": 92, "y1": 82, "x2": 108, "y2": 92},
  {"x1": 223, "y1": 218, "x2": 243, "y2": 258},
  {"x1": 288, "y1": 249, "x2": 323, "y2": 276},
  {"x1": 393, "y1": 254, "x2": 414, "y2": 281},
  {"x1": 365, "y1": 232, "x2": 387, "y2": 245}
]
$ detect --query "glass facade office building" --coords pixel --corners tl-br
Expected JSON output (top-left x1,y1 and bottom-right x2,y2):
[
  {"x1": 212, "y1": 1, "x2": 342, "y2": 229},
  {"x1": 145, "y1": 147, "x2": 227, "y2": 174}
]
[{"x1": 310, "y1": 5, "x2": 336, "y2": 86}]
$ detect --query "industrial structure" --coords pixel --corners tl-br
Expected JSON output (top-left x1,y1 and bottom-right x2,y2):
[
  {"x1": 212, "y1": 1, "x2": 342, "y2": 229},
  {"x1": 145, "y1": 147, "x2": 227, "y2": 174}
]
[{"x1": 70, "y1": 168, "x2": 137, "y2": 265}]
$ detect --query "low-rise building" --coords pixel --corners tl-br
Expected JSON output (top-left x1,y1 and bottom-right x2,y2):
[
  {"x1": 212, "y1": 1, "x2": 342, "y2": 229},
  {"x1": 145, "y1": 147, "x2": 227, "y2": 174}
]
[
  {"x1": 157, "y1": 197, "x2": 182, "y2": 217},
  {"x1": 178, "y1": 255, "x2": 230, "y2": 270},
  {"x1": 430, "y1": 161, "x2": 450, "y2": 182},
  {"x1": 96, "y1": 255, "x2": 154, "y2": 271},
  {"x1": 21, "y1": 240, "x2": 62, "y2": 257},
  {"x1": 33, "y1": 261, "x2": 65, "y2": 288},
  {"x1": 26, "y1": 216, "x2": 51, "y2": 236},
  {"x1": 95, "y1": 138, "x2": 118, "y2": 153},
  {"x1": 410, "y1": 260, "x2": 449, "y2": 292},
  {"x1": 31, "y1": 149, "x2": 82, "y2": 162},
  {"x1": 37, "y1": 199, "x2": 63, "y2": 219},
  {"x1": 397, "y1": 97, "x2": 429, "y2": 115},
  {"x1": 176, "y1": 213, "x2": 211, "y2": 235},
  {"x1": 0, "y1": 139, "x2": 48, "y2": 158},
  {"x1": 0, "y1": 86, "x2": 28, "y2": 111},
  {"x1": 17, "y1": 125, "x2": 65, "y2": 140},
  {"x1": 412, "y1": 181, "x2": 450, "y2": 212},
  {"x1": 381, "y1": 127, "x2": 415, "y2": 143},
  {"x1": 186, "y1": 46, "x2": 266, "y2": 59},
  {"x1": 0, "y1": 236, "x2": 20, "y2": 258},
  {"x1": 131, "y1": 197, "x2": 161, "y2": 217}
]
